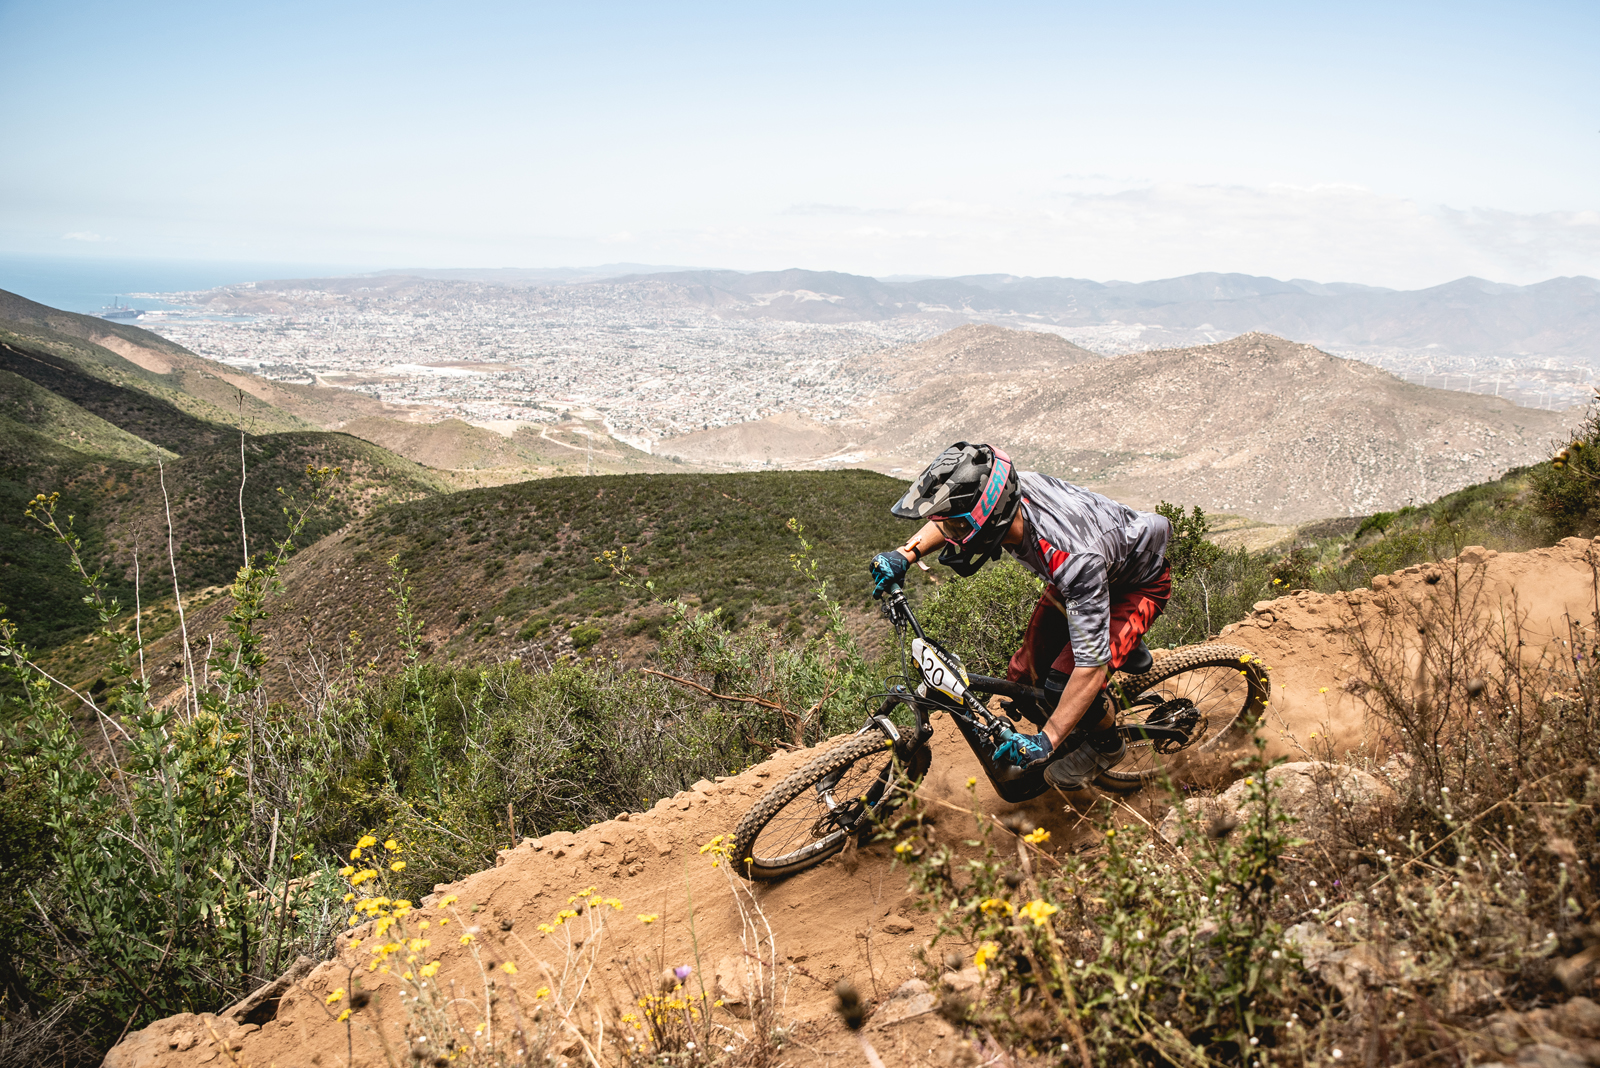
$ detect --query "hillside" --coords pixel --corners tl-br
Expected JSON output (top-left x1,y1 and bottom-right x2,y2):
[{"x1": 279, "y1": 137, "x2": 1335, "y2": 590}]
[
  {"x1": 108, "y1": 534, "x2": 1600, "y2": 1068},
  {"x1": 847, "y1": 329, "x2": 1572, "y2": 522},
  {"x1": 123, "y1": 470, "x2": 918, "y2": 702},
  {"x1": 660, "y1": 324, "x2": 1096, "y2": 466},
  {"x1": 0, "y1": 287, "x2": 403, "y2": 430},
  {"x1": 343, "y1": 414, "x2": 690, "y2": 484}
]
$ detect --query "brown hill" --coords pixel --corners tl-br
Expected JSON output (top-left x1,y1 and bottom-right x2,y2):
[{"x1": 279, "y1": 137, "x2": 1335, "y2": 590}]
[
  {"x1": 343, "y1": 415, "x2": 687, "y2": 484},
  {"x1": 659, "y1": 325, "x2": 1097, "y2": 467},
  {"x1": 107, "y1": 536, "x2": 1600, "y2": 1068},
  {"x1": 850, "y1": 330, "x2": 1573, "y2": 521},
  {"x1": 857, "y1": 321, "x2": 1099, "y2": 388}
]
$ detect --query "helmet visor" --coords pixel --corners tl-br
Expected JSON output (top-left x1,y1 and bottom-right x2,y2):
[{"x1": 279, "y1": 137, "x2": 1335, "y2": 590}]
[{"x1": 933, "y1": 513, "x2": 978, "y2": 545}]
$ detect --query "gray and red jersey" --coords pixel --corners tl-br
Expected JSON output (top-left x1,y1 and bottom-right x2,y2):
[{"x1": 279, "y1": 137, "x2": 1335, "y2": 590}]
[{"x1": 1002, "y1": 472, "x2": 1172, "y2": 668}]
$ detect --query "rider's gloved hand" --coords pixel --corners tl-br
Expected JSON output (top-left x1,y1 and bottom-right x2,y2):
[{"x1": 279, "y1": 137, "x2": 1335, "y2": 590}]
[
  {"x1": 991, "y1": 728, "x2": 1053, "y2": 768},
  {"x1": 869, "y1": 550, "x2": 909, "y2": 598}
]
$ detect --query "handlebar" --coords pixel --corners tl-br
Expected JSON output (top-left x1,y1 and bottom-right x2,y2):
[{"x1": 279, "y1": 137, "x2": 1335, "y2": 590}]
[{"x1": 879, "y1": 583, "x2": 1047, "y2": 706}]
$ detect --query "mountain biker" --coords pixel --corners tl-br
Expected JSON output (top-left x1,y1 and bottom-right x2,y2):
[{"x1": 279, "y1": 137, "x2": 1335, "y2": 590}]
[{"x1": 869, "y1": 442, "x2": 1172, "y2": 790}]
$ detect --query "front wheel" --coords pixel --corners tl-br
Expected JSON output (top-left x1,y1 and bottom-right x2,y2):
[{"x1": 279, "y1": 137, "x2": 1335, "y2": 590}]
[
  {"x1": 730, "y1": 730, "x2": 929, "y2": 881},
  {"x1": 1095, "y1": 643, "x2": 1270, "y2": 792}
]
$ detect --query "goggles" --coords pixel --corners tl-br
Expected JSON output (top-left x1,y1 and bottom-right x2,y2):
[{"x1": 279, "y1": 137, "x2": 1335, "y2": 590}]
[{"x1": 931, "y1": 448, "x2": 1012, "y2": 546}]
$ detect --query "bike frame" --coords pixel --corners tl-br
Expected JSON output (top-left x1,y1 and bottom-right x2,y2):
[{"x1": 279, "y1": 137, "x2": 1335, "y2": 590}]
[{"x1": 868, "y1": 584, "x2": 1190, "y2": 804}]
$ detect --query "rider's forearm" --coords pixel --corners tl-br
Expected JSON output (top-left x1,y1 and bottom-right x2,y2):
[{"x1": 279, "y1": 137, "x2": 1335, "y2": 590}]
[
  {"x1": 1042, "y1": 665, "x2": 1109, "y2": 748},
  {"x1": 897, "y1": 522, "x2": 946, "y2": 563}
]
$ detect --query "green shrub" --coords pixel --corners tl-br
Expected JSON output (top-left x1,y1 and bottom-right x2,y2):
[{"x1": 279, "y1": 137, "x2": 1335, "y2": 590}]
[
  {"x1": 516, "y1": 617, "x2": 549, "y2": 640},
  {"x1": 918, "y1": 556, "x2": 1043, "y2": 677},
  {"x1": 1147, "y1": 545, "x2": 1274, "y2": 648},
  {"x1": 1156, "y1": 501, "x2": 1223, "y2": 578},
  {"x1": 570, "y1": 624, "x2": 602, "y2": 649},
  {"x1": 1530, "y1": 400, "x2": 1600, "y2": 533}
]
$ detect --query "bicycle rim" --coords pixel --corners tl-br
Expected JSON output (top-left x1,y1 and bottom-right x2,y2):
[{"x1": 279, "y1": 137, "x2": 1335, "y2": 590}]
[
  {"x1": 1099, "y1": 644, "x2": 1270, "y2": 790},
  {"x1": 733, "y1": 733, "x2": 907, "y2": 879}
]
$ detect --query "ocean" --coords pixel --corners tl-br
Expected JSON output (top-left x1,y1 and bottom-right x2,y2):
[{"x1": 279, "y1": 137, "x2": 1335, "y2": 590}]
[{"x1": 0, "y1": 253, "x2": 367, "y2": 315}]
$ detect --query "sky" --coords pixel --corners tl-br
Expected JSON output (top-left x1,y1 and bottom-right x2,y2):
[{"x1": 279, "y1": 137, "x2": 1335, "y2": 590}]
[{"x1": 2, "y1": 0, "x2": 1597, "y2": 288}]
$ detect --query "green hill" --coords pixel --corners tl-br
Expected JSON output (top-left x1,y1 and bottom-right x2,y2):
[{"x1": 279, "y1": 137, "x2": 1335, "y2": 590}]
[
  {"x1": 139, "y1": 469, "x2": 917, "y2": 691},
  {"x1": 0, "y1": 366, "x2": 174, "y2": 466},
  {"x1": 0, "y1": 291, "x2": 463, "y2": 649}
]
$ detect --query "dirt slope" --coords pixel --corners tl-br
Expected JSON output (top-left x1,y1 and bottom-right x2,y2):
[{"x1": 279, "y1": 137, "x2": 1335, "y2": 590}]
[{"x1": 107, "y1": 536, "x2": 1600, "y2": 1068}]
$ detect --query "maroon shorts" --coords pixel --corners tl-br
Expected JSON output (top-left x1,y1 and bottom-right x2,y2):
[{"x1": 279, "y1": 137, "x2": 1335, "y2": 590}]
[{"x1": 1006, "y1": 566, "x2": 1172, "y2": 687}]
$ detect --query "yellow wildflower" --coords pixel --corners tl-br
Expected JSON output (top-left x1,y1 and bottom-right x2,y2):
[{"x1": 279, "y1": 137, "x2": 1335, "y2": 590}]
[
  {"x1": 407, "y1": 938, "x2": 430, "y2": 953},
  {"x1": 1022, "y1": 827, "x2": 1050, "y2": 845},
  {"x1": 604, "y1": 897, "x2": 623, "y2": 910},
  {"x1": 973, "y1": 942, "x2": 998, "y2": 973},
  {"x1": 460, "y1": 934, "x2": 474, "y2": 945},
  {"x1": 535, "y1": 987, "x2": 552, "y2": 999},
  {"x1": 537, "y1": 923, "x2": 555, "y2": 934},
  {"x1": 419, "y1": 961, "x2": 440, "y2": 978},
  {"x1": 1020, "y1": 899, "x2": 1059, "y2": 927},
  {"x1": 349, "y1": 847, "x2": 362, "y2": 860},
  {"x1": 637, "y1": 914, "x2": 658, "y2": 925},
  {"x1": 502, "y1": 961, "x2": 519, "y2": 975},
  {"x1": 966, "y1": 777, "x2": 976, "y2": 788},
  {"x1": 894, "y1": 841, "x2": 914, "y2": 855},
  {"x1": 326, "y1": 988, "x2": 345, "y2": 1005},
  {"x1": 979, "y1": 898, "x2": 1013, "y2": 915},
  {"x1": 337, "y1": 1009, "x2": 351, "y2": 1022},
  {"x1": 384, "y1": 838, "x2": 401, "y2": 852},
  {"x1": 390, "y1": 861, "x2": 406, "y2": 872},
  {"x1": 439, "y1": 894, "x2": 460, "y2": 907},
  {"x1": 357, "y1": 835, "x2": 378, "y2": 849},
  {"x1": 339, "y1": 865, "x2": 355, "y2": 877}
]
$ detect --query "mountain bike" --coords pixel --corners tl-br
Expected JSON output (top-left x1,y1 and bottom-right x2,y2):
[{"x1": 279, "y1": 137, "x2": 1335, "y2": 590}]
[{"x1": 730, "y1": 582, "x2": 1270, "y2": 880}]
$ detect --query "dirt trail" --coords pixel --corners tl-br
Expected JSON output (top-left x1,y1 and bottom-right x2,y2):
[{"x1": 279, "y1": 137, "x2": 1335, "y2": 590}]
[
  {"x1": 106, "y1": 538, "x2": 1600, "y2": 1068},
  {"x1": 1220, "y1": 536, "x2": 1597, "y2": 759}
]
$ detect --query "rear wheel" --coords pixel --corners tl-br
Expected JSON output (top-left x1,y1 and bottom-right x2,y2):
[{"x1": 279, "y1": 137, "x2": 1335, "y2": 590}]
[
  {"x1": 731, "y1": 730, "x2": 929, "y2": 881},
  {"x1": 1095, "y1": 644, "x2": 1270, "y2": 792}
]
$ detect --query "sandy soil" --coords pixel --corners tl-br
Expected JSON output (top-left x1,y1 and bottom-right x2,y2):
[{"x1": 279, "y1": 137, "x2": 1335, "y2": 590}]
[{"x1": 106, "y1": 537, "x2": 1600, "y2": 1068}]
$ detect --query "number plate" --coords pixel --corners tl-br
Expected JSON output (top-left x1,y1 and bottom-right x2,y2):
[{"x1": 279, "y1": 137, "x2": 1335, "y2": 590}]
[{"x1": 911, "y1": 638, "x2": 968, "y2": 700}]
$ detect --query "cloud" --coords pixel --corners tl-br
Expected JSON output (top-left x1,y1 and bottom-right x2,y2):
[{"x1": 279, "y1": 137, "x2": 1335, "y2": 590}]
[
  {"x1": 692, "y1": 182, "x2": 1600, "y2": 287},
  {"x1": 61, "y1": 231, "x2": 109, "y2": 242}
]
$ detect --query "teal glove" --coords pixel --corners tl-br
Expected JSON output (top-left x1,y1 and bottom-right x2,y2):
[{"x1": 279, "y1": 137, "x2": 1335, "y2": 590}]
[
  {"x1": 992, "y1": 728, "x2": 1053, "y2": 768},
  {"x1": 870, "y1": 551, "x2": 909, "y2": 598}
]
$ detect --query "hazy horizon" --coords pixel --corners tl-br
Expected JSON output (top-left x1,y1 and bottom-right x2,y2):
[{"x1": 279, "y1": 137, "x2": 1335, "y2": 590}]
[
  {"x1": 12, "y1": 250, "x2": 1600, "y2": 317},
  {"x1": 6, "y1": 2, "x2": 1598, "y2": 289}
]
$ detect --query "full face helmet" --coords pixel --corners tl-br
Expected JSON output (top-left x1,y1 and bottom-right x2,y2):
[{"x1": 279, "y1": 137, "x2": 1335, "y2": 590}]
[{"x1": 891, "y1": 442, "x2": 1020, "y2": 576}]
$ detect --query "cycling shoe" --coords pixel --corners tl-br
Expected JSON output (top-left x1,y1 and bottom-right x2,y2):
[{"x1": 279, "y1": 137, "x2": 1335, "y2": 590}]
[{"x1": 1044, "y1": 730, "x2": 1126, "y2": 791}]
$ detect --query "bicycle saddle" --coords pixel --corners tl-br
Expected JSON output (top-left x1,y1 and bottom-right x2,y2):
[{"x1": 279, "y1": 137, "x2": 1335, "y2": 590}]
[{"x1": 1121, "y1": 639, "x2": 1153, "y2": 676}]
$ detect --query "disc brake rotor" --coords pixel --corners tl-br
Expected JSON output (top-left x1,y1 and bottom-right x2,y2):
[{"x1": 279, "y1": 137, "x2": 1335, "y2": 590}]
[{"x1": 1145, "y1": 697, "x2": 1205, "y2": 754}]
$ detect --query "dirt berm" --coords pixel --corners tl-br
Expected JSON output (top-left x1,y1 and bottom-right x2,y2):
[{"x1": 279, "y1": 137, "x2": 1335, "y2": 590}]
[{"x1": 106, "y1": 537, "x2": 1600, "y2": 1068}]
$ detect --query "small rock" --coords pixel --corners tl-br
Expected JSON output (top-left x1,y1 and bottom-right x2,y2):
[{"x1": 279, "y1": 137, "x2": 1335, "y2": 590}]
[
  {"x1": 1556, "y1": 997, "x2": 1600, "y2": 1038},
  {"x1": 1515, "y1": 1043, "x2": 1589, "y2": 1068},
  {"x1": 1158, "y1": 762, "x2": 1389, "y2": 846},
  {"x1": 941, "y1": 967, "x2": 983, "y2": 993},
  {"x1": 881, "y1": 919, "x2": 915, "y2": 935},
  {"x1": 873, "y1": 978, "x2": 936, "y2": 1026}
]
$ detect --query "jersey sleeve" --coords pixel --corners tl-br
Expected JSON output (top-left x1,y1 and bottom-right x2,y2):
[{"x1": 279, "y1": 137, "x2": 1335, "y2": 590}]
[{"x1": 1054, "y1": 553, "x2": 1112, "y2": 668}]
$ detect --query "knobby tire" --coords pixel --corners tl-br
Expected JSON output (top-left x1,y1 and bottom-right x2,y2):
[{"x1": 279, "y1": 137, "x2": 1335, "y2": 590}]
[
  {"x1": 1095, "y1": 643, "x2": 1270, "y2": 792},
  {"x1": 731, "y1": 732, "x2": 924, "y2": 881}
]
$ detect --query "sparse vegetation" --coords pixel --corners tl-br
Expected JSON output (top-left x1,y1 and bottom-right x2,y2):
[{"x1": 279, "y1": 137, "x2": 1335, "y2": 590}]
[{"x1": 886, "y1": 549, "x2": 1599, "y2": 1067}]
